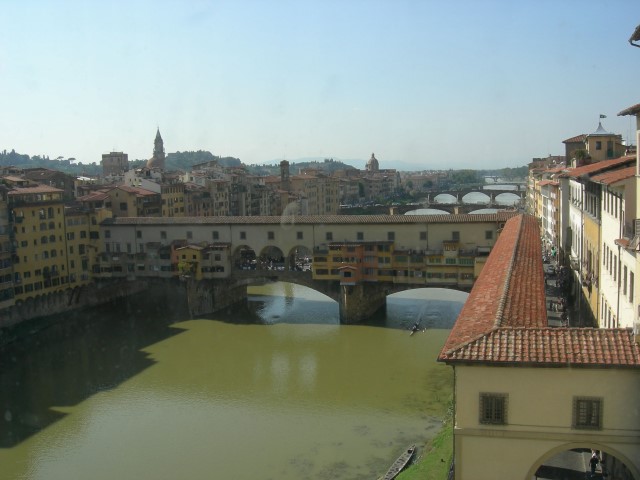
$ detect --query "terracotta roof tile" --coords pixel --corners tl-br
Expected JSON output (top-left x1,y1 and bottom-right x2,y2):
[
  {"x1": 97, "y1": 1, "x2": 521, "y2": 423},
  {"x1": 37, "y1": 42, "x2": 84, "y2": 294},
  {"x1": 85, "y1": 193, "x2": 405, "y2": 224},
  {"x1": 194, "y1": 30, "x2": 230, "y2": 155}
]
[
  {"x1": 105, "y1": 212, "x2": 519, "y2": 226},
  {"x1": 116, "y1": 185, "x2": 158, "y2": 196},
  {"x1": 563, "y1": 134, "x2": 586, "y2": 143},
  {"x1": 7, "y1": 185, "x2": 64, "y2": 194},
  {"x1": 566, "y1": 155, "x2": 635, "y2": 178},
  {"x1": 618, "y1": 103, "x2": 640, "y2": 116},
  {"x1": 443, "y1": 328, "x2": 640, "y2": 367},
  {"x1": 438, "y1": 215, "x2": 546, "y2": 358},
  {"x1": 591, "y1": 165, "x2": 636, "y2": 185},
  {"x1": 439, "y1": 213, "x2": 640, "y2": 368}
]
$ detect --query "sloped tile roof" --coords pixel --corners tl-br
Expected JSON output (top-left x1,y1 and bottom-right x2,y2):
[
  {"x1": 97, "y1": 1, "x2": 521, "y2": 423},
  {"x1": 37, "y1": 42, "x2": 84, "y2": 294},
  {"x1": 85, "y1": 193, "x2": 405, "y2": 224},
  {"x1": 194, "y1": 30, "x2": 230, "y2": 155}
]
[
  {"x1": 439, "y1": 214, "x2": 640, "y2": 368},
  {"x1": 591, "y1": 165, "x2": 636, "y2": 185},
  {"x1": 104, "y1": 212, "x2": 519, "y2": 226},
  {"x1": 116, "y1": 185, "x2": 158, "y2": 196},
  {"x1": 566, "y1": 155, "x2": 635, "y2": 178},
  {"x1": 443, "y1": 328, "x2": 640, "y2": 367},
  {"x1": 618, "y1": 103, "x2": 640, "y2": 116},
  {"x1": 563, "y1": 134, "x2": 586, "y2": 143},
  {"x1": 7, "y1": 184, "x2": 64, "y2": 194}
]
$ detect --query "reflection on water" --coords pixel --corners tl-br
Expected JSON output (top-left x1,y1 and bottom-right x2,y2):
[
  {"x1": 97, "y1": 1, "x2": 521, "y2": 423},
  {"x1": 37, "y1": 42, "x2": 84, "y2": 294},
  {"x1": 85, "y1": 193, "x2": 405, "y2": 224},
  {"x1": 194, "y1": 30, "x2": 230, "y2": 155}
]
[{"x1": 0, "y1": 283, "x2": 464, "y2": 480}]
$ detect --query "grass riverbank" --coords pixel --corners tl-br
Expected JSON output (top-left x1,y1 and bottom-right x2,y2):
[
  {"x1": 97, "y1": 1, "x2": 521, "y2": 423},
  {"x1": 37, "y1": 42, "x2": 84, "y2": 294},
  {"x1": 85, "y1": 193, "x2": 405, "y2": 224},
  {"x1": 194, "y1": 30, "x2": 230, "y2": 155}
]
[{"x1": 396, "y1": 403, "x2": 453, "y2": 480}]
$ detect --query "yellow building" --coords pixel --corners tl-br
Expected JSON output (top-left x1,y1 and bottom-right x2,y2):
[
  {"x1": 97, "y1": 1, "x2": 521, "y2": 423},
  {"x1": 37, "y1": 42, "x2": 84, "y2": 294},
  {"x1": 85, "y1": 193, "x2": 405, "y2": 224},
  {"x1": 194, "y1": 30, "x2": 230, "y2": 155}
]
[
  {"x1": 439, "y1": 214, "x2": 640, "y2": 480},
  {"x1": 161, "y1": 183, "x2": 186, "y2": 217},
  {"x1": 7, "y1": 182, "x2": 68, "y2": 303},
  {"x1": 313, "y1": 239, "x2": 479, "y2": 289},
  {"x1": 65, "y1": 206, "x2": 111, "y2": 287},
  {"x1": 174, "y1": 243, "x2": 232, "y2": 280},
  {"x1": 583, "y1": 213, "x2": 601, "y2": 323},
  {"x1": 107, "y1": 185, "x2": 161, "y2": 218},
  {"x1": 0, "y1": 186, "x2": 14, "y2": 310}
]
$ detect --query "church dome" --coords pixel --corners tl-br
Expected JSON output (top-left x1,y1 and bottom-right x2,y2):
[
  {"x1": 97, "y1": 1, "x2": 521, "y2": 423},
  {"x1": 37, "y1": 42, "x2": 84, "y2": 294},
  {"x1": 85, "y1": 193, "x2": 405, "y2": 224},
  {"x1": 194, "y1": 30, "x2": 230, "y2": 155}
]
[{"x1": 366, "y1": 153, "x2": 379, "y2": 172}]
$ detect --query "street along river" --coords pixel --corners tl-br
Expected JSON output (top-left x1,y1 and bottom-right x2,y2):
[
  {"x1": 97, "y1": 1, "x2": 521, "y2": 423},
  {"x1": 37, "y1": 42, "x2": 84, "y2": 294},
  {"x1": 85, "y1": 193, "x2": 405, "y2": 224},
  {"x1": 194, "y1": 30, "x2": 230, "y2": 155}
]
[{"x1": 0, "y1": 283, "x2": 466, "y2": 480}]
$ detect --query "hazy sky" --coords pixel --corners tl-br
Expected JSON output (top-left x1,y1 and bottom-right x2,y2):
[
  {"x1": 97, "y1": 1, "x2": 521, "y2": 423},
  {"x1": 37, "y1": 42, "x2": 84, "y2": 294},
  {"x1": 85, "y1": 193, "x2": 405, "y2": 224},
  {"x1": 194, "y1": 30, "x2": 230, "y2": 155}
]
[{"x1": 2, "y1": 0, "x2": 640, "y2": 170}]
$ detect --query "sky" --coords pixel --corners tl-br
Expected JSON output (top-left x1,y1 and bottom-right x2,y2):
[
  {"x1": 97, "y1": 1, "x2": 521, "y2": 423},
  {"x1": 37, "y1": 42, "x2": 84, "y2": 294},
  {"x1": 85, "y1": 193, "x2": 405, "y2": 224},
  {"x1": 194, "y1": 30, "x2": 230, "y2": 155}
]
[{"x1": 1, "y1": 0, "x2": 640, "y2": 171}]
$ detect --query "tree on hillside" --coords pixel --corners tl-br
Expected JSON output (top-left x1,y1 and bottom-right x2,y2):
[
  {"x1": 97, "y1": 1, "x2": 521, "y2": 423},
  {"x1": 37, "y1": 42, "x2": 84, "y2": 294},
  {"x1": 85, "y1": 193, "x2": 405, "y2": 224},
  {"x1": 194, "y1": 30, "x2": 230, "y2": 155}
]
[{"x1": 450, "y1": 169, "x2": 479, "y2": 185}]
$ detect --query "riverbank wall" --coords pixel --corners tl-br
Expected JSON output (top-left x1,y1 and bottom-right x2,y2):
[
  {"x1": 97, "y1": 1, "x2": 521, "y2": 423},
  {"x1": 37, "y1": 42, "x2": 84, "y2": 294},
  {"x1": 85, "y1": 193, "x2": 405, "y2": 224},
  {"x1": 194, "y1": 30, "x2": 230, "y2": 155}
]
[{"x1": 0, "y1": 278, "x2": 191, "y2": 347}]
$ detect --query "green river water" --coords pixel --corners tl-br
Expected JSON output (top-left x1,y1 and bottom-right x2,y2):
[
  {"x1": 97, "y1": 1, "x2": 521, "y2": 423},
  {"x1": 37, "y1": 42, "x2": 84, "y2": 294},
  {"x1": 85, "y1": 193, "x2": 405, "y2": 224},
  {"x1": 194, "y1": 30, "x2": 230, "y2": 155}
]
[{"x1": 0, "y1": 283, "x2": 466, "y2": 480}]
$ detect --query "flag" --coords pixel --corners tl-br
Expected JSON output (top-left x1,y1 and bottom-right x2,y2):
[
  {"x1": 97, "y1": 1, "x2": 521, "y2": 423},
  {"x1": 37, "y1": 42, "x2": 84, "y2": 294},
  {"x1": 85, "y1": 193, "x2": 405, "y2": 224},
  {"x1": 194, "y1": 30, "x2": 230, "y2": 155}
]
[{"x1": 600, "y1": 114, "x2": 607, "y2": 118}]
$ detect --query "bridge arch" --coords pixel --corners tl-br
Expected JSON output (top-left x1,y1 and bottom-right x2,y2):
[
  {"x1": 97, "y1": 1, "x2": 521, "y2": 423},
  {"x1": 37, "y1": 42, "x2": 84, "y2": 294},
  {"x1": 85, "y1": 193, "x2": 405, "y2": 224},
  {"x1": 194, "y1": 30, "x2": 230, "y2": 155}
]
[
  {"x1": 233, "y1": 245, "x2": 257, "y2": 270},
  {"x1": 461, "y1": 191, "x2": 490, "y2": 204},
  {"x1": 257, "y1": 245, "x2": 285, "y2": 270},
  {"x1": 286, "y1": 245, "x2": 313, "y2": 271},
  {"x1": 526, "y1": 442, "x2": 639, "y2": 480},
  {"x1": 494, "y1": 192, "x2": 522, "y2": 206},
  {"x1": 433, "y1": 193, "x2": 458, "y2": 204}
]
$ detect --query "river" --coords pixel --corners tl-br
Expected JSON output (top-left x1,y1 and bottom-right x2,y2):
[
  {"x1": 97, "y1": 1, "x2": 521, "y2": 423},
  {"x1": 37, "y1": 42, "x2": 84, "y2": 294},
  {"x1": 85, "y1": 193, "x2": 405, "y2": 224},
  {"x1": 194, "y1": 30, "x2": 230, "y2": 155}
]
[{"x1": 0, "y1": 283, "x2": 466, "y2": 480}]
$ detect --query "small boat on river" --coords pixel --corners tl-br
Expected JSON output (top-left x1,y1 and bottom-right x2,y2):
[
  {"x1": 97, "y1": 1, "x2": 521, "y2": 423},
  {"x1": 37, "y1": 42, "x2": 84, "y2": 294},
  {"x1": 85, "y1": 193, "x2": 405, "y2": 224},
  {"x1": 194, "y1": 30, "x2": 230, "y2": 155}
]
[
  {"x1": 409, "y1": 322, "x2": 421, "y2": 336},
  {"x1": 382, "y1": 444, "x2": 416, "y2": 480}
]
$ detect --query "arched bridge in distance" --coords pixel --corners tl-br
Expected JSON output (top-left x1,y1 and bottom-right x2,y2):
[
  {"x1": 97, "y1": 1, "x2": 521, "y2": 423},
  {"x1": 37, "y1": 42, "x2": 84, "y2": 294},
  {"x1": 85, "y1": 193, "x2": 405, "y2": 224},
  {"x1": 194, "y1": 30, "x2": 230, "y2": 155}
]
[{"x1": 98, "y1": 212, "x2": 518, "y2": 323}]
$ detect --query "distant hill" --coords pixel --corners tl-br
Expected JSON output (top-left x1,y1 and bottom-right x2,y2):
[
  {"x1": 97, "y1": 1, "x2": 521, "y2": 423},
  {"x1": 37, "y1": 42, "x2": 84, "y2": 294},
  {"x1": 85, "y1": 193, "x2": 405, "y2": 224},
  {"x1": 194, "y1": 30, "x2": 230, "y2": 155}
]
[
  {"x1": 130, "y1": 151, "x2": 243, "y2": 171},
  {"x1": 245, "y1": 158, "x2": 358, "y2": 176},
  {"x1": 0, "y1": 149, "x2": 242, "y2": 176},
  {"x1": 0, "y1": 148, "x2": 528, "y2": 180},
  {"x1": 0, "y1": 149, "x2": 101, "y2": 175}
]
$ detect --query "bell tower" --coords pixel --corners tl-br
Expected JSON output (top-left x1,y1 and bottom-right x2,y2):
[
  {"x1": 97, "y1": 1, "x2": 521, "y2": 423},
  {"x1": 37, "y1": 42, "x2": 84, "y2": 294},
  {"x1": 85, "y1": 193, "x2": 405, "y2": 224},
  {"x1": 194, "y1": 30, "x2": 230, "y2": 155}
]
[{"x1": 146, "y1": 128, "x2": 166, "y2": 170}]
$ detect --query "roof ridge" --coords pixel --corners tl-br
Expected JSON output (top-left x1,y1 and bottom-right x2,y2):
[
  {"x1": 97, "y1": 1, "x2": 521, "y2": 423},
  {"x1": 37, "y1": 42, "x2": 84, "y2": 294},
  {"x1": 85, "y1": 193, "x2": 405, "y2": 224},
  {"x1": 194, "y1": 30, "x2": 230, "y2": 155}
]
[{"x1": 494, "y1": 214, "x2": 523, "y2": 326}]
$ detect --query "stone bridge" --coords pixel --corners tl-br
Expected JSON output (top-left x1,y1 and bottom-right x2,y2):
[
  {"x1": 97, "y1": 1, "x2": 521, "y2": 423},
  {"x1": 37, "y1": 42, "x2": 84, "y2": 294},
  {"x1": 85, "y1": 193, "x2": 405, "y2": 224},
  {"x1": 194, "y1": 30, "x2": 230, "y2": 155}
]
[
  {"x1": 97, "y1": 213, "x2": 515, "y2": 323},
  {"x1": 426, "y1": 188, "x2": 525, "y2": 203},
  {"x1": 181, "y1": 265, "x2": 473, "y2": 323}
]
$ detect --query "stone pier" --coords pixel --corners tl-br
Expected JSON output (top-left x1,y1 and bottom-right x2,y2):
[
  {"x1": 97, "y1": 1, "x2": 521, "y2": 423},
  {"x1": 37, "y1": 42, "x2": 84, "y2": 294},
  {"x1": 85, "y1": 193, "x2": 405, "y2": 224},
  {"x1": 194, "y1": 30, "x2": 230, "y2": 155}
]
[{"x1": 338, "y1": 283, "x2": 389, "y2": 324}]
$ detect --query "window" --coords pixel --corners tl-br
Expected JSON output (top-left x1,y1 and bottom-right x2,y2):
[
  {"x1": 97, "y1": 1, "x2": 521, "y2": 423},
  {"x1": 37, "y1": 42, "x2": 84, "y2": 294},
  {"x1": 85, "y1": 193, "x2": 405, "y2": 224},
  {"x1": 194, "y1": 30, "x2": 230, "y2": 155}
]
[
  {"x1": 452, "y1": 231, "x2": 460, "y2": 241},
  {"x1": 187, "y1": 231, "x2": 193, "y2": 240},
  {"x1": 105, "y1": 230, "x2": 111, "y2": 239},
  {"x1": 161, "y1": 231, "x2": 167, "y2": 240},
  {"x1": 357, "y1": 232, "x2": 364, "y2": 240},
  {"x1": 630, "y1": 272, "x2": 634, "y2": 303},
  {"x1": 212, "y1": 231, "x2": 219, "y2": 240},
  {"x1": 268, "y1": 231, "x2": 274, "y2": 240},
  {"x1": 485, "y1": 230, "x2": 493, "y2": 240},
  {"x1": 387, "y1": 231, "x2": 395, "y2": 241},
  {"x1": 80, "y1": 230, "x2": 87, "y2": 238},
  {"x1": 326, "y1": 232, "x2": 333, "y2": 241},
  {"x1": 136, "y1": 231, "x2": 142, "y2": 239},
  {"x1": 573, "y1": 397, "x2": 602, "y2": 430},
  {"x1": 120, "y1": 202, "x2": 127, "y2": 210},
  {"x1": 479, "y1": 393, "x2": 507, "y2": 425},
  {"x1": 240, "y1": 231, "x2": 246, "y2": 240},
  {"x1": 420, "y1": 232, "x2": 427, "y2": 241},
  {"x1": 595, "y1": 140, "x2": 602, "y2": 150},
  {"x1": 297, "y1": 231, "x2": 303, "y2": 240}
]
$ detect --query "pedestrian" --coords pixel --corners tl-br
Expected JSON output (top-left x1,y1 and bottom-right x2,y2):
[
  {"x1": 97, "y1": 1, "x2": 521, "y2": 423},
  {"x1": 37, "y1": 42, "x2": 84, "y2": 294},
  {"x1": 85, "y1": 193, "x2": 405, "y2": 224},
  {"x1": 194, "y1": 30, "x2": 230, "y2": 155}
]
[{"x1": 589, "y1": 451, "x2": 599, "y2": 476}]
